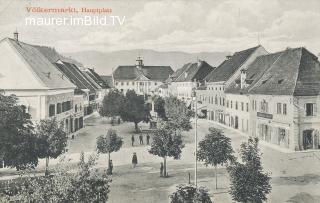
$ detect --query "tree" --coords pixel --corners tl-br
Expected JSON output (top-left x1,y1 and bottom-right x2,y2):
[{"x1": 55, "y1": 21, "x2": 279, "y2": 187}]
[
  {"x1": 227, "y1": 137, "x2": 271, "y2": 203},
  {"x1": 169, "y1": 184, "x2": 212, "y2": 203},
  {"x1": 96, "y1": 129, "x2": 123, "y2": 174},
  {"x1": 120, "y1": 90, "x2": 150, "y2": 132},
  {"x1": 1, "y1": 152, "x2": 111, "y2": 202},
  {"x1": 99, "y1": 89, "x2": 125, "y2": 119},
  {"x1": 36, "y1": 118, "x2": 68, "y2": 175},
  {"x1": 0, "y1": 94, "x2": 39, "y2": 170},
  {"x1": 197, "y1": 127, "x2": 234, "y2": 189},
  {"x1": 164, "y1": 96, "x2": 192, "y2": 132},
  {"x1": 148, "y1": 121, "x2": 185, "y2": 177},
  {"x1": 154, "y1": 96, "x2": 166, "y2": 119}
]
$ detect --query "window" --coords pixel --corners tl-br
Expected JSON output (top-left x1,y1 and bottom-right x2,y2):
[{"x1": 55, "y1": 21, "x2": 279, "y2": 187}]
[
  {"x1": 115, "y1": 82, "x2": 118, "y2": 86},
  {"x1": 231, "y1": 101, "x2": 233, "y2": 109},
  {"x1": 241, "y1": 102, "x2": 244, "y2": 111},
  {"x1": 127, "y1": 82, "x2": 129, "y2": 85},
  {"x1": 260, "y1": 100, "x2": 269, "y2": 113},
  {"x1": 121, "y1": 82, "x2": 124, "y2": 86},
  {"x1": 252, "y1": 100, "x2": 255, "y2": 110},
  {"x1": 227, "y1": 100, "x2": 229, "y2": 108},
  {"x1": 246, "y1": 103, "x2": 249, "y2": 112},
  {"x1": 219, "y1": 97, "x2": 222, "y2": 105},
  {"x1": 235, "y1": 101, "x2": 238, "y2": 110},
  {"x1": 49, "y1": 104, "x2": 55, "y2": 117},
  {"x1": 132, "y1": 82, "x2": 135, "y2": 85},
  {"x1": 223, "y1": 98, "x2": 225, "y2": 106},
  {"x1": 277, "y1": 103, "x2": 282, "y2": 114},
  {"x1": 155, "y1": 82, "x2": 157, "y2": 85},
  {"x1": 75, "y1": 104, "x2": 78, "y2": 113},
  {"x1": 57, "y1": 103, "x2": 62, "y2": 114},
  {"x1": 255, "y1": 100, "x2": 257, "y2": 111},
  {"x1": 283, "y1": 103, "x2": 287, "y2": 115},
  {"x1": 215, "y1": 96, "x2": 218, "y2": 105},
  {"x1": 306, "y1": 103, "x2": 316, "y2": 116}
]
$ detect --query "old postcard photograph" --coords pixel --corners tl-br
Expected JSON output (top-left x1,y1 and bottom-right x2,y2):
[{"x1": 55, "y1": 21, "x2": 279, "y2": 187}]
[{"x1": 0, "y1": 0, "x2": 319, "y2": 202}]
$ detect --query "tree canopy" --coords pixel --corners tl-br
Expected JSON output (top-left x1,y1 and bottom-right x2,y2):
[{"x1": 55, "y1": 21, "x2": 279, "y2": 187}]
[
  {"x1": 1, "y1": 152, "x2": 111, "y2": 202},
  {"x1": 148, "y1": 121, "x2": 185, "y2": 177},
  {"x1": 153, "y1": 96, "x2": 166, "y2": 120},
  {"x1": 228, "y1": 137, "x2": 271, "y2": 203},
  {"x1": 120, "y1": 90, "x2": 150, "y2": 132},
  {"x1": 0, "y1": 94, "x2": 39, "y2": 170},
  {"x1": 197, "y1": 127, "x2": 234, "y2": 189},
  {"x1": 170, "y1": 184, "x2": 212, "y2": 203},
  {"x1": 96, "y1": 129, "x2": 123, "y2": 155},
  {"x1": 36, "y1": 118, "x2": 68, "y2": 175},
  {"x1": 99, "y1": 89, "x2": 125, "y2": 118},
  {"x1": 164, "y1": 96, "x2": 192, "y2": 132}
]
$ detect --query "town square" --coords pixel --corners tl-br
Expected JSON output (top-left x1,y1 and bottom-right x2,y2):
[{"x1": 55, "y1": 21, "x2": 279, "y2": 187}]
[{"x1": 0, "y1": 0, "x2": 320, "y2": 202}]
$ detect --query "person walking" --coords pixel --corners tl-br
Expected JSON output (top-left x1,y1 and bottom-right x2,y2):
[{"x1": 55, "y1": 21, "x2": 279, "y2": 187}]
[
  {"x1": 132, "y1": 152, "x2": 138, "y2": 168},
  {"x1": 139, "y1": 134, "x2": 143, "y2": 144},
  {"x1": 146, "y1": 133, "x2": 150, "y2": 145},
  {"x1": 160, "y1": 162, "x2": 164, "y2": 177},
  {"x1": 131, "y1": 135, "x2": 135, "y2": 146}
]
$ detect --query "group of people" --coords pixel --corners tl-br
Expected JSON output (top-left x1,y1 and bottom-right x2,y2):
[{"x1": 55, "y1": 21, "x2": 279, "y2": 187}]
[{"x1": 131, "y1": 133, "x2": 150, "y2": 146}]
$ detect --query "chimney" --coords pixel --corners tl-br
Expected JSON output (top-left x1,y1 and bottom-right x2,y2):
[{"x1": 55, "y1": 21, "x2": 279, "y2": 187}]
[
  {"x1": 136, "y1": 56, "x2": 143, "y2": 70},
  {"x1": 197, "y1": 59, "x2": 202, "y2": 67},
  {"x1": 13, "y1": 30, "x2": 19, "y2": 41},
  {"x1": 240, "y1": 69, "x2": 247, "y2": 89},
  {"x1": 226, "y1": 55, "x2": 232, "y2": 60}
]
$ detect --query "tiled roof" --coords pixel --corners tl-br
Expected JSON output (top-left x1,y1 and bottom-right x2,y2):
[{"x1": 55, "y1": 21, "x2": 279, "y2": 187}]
[
  {"x1": 81, "y1": 70, "x2": 102, "y2": 89},
  {"x1": 226, "y1": 47, "x2": 320, "y2": 96},
  {"x1": 101, "y1": 75, "x2": 114, "y2": 88},
  {"x1": 225, "y1": 51, "x2": 283, "y2": 94},
  {"x1": 54, "y1": 61, "x2": 97, "y2": 93},
  {"x1": 205, "y1": 46, "x2": 261, "y2": 83},
  {"x1": 113, "y1": 65, "x2": 173, "y2": 81},
  {"x1": 174, "y1": 61, "x2": 214, "y2": 82},
  {"x1": 6, "y1": 38, "x2": 75, "y2": 89},
  {"x1": 85, "y1": 68, "x2": 109, "y2": 88}
]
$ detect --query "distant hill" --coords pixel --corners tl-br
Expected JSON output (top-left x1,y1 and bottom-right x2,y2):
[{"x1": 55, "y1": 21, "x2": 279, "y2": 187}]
[{"x1": 63, "y1": 49, "x2": 229, "y2": 75}]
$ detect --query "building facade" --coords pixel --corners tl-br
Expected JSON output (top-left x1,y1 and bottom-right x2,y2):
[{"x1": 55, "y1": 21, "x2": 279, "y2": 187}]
[{"x1": 113, "y1": 57, "x2": 173, "y2": 96}]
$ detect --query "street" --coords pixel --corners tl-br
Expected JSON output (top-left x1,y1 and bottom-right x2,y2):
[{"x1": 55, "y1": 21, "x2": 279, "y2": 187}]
[{"x1": 67, "y1": 114, "x2": 320, "y2": 203}]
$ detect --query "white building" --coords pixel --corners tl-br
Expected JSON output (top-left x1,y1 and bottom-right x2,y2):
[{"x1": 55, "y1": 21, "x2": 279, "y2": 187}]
[
  {"x1": 0, "y1": 35, "x2": 76, "y2": 131},
  {"x1": 113, "y1": 57, "x2": 173, "y2": 96}
]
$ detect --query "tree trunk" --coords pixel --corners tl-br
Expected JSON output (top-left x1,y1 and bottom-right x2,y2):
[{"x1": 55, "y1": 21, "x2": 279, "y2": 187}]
[
  {"x1": 107, "y1": 152, "x2": 111, "y2": 174},
  {"x1": 163, "y1": 156, "x2": 167, "y2": 177},
  {"x1": 215, "y1": 165, "x2": 218, "y2": 189},
  {"x1": 45, "y1": 157, "x2": 49, "y2": 176},
  {"x1": 134, "y1": 122, "x2": 139, "y2": 133}
]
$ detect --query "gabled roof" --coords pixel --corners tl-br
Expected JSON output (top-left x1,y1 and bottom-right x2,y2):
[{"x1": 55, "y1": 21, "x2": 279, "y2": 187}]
[
  {"x1": 81, "y1": 70, "x2": 102, "y2": 90},
  {"x1": 6, "y1": 38, "x2": 75, "y2": 89},
  {"x1": 225, "y1": 51, "x2": 283, "y2": 94},
  {"x1": 101, "y1": 75, "x2": 114, "y2": 88},
  {"x1": 85, "y1": 68, "x2": 109, "y2": 88},
  {"x1": 205, "y1": 46, "x2": 261, "y2": 83},
  {"x1": 174, "y1": 61, "x2": 214, "y2": 82},
  {"x1": 226, "y1": 47, "x2": 320, "y2": 96},
  {"x1": 54, "y1": 61, "x2": 97, "y2": 93},
  {"x1": 113, "y1": 65, "x2": 173, "y2": 81}
]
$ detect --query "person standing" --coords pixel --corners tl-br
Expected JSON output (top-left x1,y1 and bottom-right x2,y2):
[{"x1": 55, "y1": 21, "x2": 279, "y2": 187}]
[
  {"x1": 139, "y1": 134, "x2": 143, "y2": 144},
  {"x1": 131, "y1": 135, "x2": 135, "y2": 146},
  {"x1": 132, "y1": 152, "x2": 138, "y2": 168},
  {"x1": 160, "y1": 162, "x2": 164, "y2": 177},
  {"x1": 146, "y1": 133, "x2": 150, "y2": 145}
]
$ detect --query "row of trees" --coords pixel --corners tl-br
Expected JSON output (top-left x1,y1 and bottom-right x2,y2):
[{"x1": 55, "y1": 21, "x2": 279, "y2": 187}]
[
  {"x1": 99, "y1": 89, "x2": 151, "y2": 132},
  {"x1": 0, "y1": 94, "x2": 68, "y2": 174}
]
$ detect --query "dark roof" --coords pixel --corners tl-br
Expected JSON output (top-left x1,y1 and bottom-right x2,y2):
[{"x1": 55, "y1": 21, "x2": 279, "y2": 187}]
[
  {"x1": 54, "y1": 61, "x2": 97, "y2": 93},
  {"x1": 101, "y1": 75, "x2": 114, "y2": 88},
  {"x1": 226, "y1": 47, "x2": 320, "y2": 96},
  {"x1": 174, "y1": 61, "x2": 214, "y2": 82},
  {"x1": 113, "y1": 65, "x2": 173, "y2": 81},
  {"x1": 205, "y1": 46, "x2": 261, "y2": 83},
  {"x1": 225, "y1": 51, "x2": 283, "y2": 94},
  {"x1": 6, "y1": 38, "x2": 75, "y2": 89},
  {"x1": 85, "y1": 68, "x2": 109, "y2": 88}
]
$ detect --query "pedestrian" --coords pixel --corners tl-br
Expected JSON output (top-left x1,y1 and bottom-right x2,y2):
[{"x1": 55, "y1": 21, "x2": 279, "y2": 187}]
[
  {"x1": 132, "y1": 152, "x2": 138, "y2": 168},
  {"x1": 131, "y1": 135, "x2": 135, "y2": 146},
  {"x1": 160, "y1": 162, "x2": 164, "y2": 177},
  {"x1": 117, "y1": 118, "x2": 121, "y2": 125},
  {"x1": 146, "y1": 133, "x2": 150, "y2": 145},
  {"x1": 139, "y1": 134, "x2": 143, "y2": 144}
]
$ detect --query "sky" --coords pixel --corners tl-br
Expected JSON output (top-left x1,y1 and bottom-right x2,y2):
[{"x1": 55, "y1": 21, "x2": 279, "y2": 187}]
[{"x1": 0, "y1": 0, "x2": 320, "y2": 55}]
